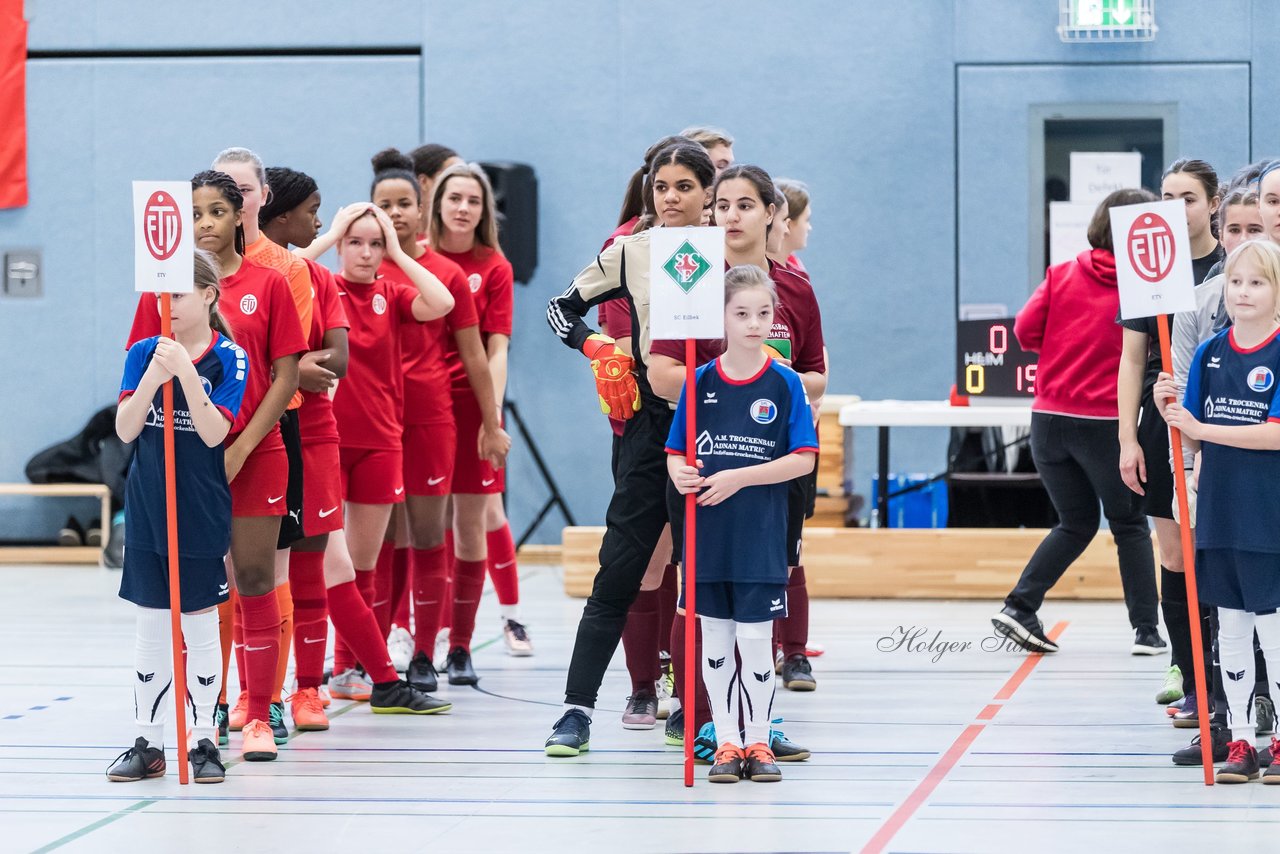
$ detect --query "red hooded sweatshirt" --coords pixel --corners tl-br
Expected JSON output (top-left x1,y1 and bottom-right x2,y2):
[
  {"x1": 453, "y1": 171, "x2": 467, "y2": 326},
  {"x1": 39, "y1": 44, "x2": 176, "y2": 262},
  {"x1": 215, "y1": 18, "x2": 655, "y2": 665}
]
[{"x1": 1014, "y1": 249, "x2": 1121, "y2": 419}]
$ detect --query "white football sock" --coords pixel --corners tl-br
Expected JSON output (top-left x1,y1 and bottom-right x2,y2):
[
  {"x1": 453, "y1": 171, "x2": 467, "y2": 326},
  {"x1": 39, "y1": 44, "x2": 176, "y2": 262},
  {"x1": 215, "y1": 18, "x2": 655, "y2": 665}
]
[{"x1": 134, "y1": 606, "x2": 173, "y2": 748}]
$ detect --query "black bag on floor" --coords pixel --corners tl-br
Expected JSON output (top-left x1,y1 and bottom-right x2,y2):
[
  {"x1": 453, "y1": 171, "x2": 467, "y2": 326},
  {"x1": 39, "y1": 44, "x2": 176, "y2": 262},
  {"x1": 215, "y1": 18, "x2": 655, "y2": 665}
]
[{"x1": 24, "y1": 405, "x2": 131, "y2": 510}]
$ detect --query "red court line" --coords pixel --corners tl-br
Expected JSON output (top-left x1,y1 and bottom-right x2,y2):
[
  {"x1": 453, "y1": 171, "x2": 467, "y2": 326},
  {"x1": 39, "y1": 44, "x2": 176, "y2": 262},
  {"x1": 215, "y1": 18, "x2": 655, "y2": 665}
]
[
  {"x1": 976, "y1": 704, "x2": 1002, "y2": 720},
  {"x1": 859, "y1": 620, "x2": 1069, "y2": 854}
]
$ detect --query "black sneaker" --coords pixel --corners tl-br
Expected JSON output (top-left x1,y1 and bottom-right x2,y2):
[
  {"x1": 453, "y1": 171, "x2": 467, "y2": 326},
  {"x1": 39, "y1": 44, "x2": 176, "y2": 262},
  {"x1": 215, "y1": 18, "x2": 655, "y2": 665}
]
[
  {"x1": 106, "y1": 736, "x2": 166, "y2": 782},
  {"x1": 664, "y1": 706, "x2": 685, "y2": 746},
  {"x1": 743, "y1": 742, "x2": 783, "y2": 782},
  {"x1": 1172, "y1": 725, "x2": 1230, "y2": 765},
  {"x1": 545, "y1": 709, "x2": 591, "y2": 757},
  {"x1": 268, "y1": 701, "x2": 288, "y2": 743},
  {"x1": 780, "y1": 654, "x2": 817, "y2": 691},
  {"x1": 1216, "y1": 739, "x2": 1260, "y2": 783},
  {"x1": 708, "y1": 743, "x2": 744, "y2": 783},
  {"x1": 1257, "y1": 696, "x2": 1276, "y2": 737},
  {"x1": 991, "y1": 605, "x2": 1059, "y2": 653},
  {"x1": 58, "y1": 515, "x2": 85, "y2": 547},
  {"x1": 188, "y1": 738, "x2": 225, "y2": 784},
  {"x1": 1132, "y1": 626, "x2": 1167, "y2": 656},
  {"x1": 406, "y1": 650, "x2": 439, "y2": 693},
  {"x1": 445, "y1": 646, "x2": 479, "y2": 686},
  {"x1": 1265, "y1": 739, "x2": 1280, "y2": 783},
  {"x1": 1262, "y1": 744, "x2": 1274, "y2": 768},
  {"x1": 769, "y1": 721, "x2": 811, "y2": 762},
  {"x1": 215, "y1": 702, "x2": 229, "y2": 747},
  {"x1": 370, "y1": 680, "x2": 452, "y2": 714},
  {"x1": 1172, "y1": 695, "x2": 1207, "y2": 729}
]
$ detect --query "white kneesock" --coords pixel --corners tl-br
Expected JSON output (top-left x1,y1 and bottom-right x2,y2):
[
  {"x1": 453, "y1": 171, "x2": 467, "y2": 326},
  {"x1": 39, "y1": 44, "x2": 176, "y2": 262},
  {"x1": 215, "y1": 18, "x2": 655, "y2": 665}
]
[
  {"x1": 1218, "y1": 607, "x2": 1258, "y2": 744},
  {"x1": 134, "y1": 607, "x2": 174, "y2": 748},
  {"x1": 735, "y1": 619, "x2": 777, "y2": 747},
  {"x1": 1252, "y1": 610, "x2": 1280, "y2": 715},
  {"x1": 700, "y1": 616, "x2": 740, "y2": 748},
  {"x1": 182, "y1": 610, "x2": 221, "y2": 747}
]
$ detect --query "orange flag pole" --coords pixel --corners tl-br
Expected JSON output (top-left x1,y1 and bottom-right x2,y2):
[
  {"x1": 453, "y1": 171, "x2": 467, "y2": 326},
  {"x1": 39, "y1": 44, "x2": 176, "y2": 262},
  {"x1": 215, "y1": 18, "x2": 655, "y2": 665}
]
[
  {"x1": 160, "y1": 294, "x2": 190, "y2": 785},
  {"x1": 1156, "y1": 314, "x2": 1213, "y2": 786},
  {"x1": 683, "y1": 337, "x2": 698, "y2": 787}
]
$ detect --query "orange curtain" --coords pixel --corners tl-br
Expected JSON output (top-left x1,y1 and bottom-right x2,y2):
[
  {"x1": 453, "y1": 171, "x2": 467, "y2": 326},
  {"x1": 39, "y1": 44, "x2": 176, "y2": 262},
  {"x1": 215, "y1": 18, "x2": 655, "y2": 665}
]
[{"x1": 0, "y1": 0, "x2": 28, "y2": 209}]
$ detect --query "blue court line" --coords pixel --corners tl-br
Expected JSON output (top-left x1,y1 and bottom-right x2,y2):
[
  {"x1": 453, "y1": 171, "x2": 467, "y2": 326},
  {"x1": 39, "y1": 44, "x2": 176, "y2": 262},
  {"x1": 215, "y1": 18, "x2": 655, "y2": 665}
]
[{"x1": 0, "y1": 695, "x2": 73, "y2": 721}]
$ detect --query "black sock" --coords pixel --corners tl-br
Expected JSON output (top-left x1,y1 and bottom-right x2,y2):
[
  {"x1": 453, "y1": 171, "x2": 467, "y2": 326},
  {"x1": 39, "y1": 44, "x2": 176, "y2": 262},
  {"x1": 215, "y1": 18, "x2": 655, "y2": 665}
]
[{"x1": 1161, "y1": 567, "x2": 1194, "y2": 695}]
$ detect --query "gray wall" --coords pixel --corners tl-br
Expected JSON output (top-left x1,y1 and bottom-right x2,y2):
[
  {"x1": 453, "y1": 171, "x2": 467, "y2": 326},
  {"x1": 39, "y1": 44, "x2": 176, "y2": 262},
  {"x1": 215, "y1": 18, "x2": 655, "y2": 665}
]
[{"x1": 0, "y1": 1, "x2": 1267, "y2": 542}]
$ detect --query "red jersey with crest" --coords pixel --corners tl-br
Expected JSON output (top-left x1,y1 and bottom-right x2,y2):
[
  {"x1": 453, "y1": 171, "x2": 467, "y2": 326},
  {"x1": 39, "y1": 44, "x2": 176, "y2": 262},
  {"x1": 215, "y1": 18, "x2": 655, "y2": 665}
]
[
  {"x1": 332, "y1": 273, "x2": 421, "y2": 449},
  {"x1": 298, "y1": 259, "x2": 349, "y2": 444},
  {"x1": 377, "y1": 250, "x2": 477, "y2": 425},
  {"x1": 127, "y1": 258, "x2": 307, "y2": 453},
  {"x1": 438, "y1": 245, "x2": 513, "y2": 393}
]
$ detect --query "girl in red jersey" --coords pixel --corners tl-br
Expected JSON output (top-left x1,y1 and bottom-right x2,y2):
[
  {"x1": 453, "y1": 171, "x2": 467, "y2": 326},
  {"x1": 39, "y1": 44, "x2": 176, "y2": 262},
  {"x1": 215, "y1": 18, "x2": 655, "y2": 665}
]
[
  {"x1": 372, "y1": 151, "x2": 511, "y2": 689},
  {"x1": 776, "y1": 179, "x2": 811, "y2": 275},
  {"x1": 127, "y1": 170, "x2": 306, "y2": 762},
  {"x1": 408, "y1": 143, "x2": 462, "y2": 236},
  {"x1": 430, "y1": 162, "x2": 527, "y2": 672},
  {"x1": 260, "y1": 167, "x2": 454, "y2": 717}
]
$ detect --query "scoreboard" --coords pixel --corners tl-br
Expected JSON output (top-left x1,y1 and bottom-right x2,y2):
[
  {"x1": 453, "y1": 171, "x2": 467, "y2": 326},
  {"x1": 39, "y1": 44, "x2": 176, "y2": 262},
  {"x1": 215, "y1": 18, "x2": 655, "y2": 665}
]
[{"x1": 955, "y1": 317, "x2": 1038, "y2": 399}]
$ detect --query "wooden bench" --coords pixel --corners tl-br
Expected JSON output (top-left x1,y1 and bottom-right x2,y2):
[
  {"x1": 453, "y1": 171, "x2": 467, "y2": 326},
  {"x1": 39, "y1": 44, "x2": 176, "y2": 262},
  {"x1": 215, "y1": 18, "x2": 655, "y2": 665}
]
[{"x1": 0, "y1": 483, "x2": 112, "y2": 565}]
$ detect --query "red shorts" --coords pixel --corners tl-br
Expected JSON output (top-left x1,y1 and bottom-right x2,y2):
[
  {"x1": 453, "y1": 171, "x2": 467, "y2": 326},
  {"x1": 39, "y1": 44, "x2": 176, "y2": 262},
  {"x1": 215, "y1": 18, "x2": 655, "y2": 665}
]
[
  {"x1": 302, "y1": 440, "x2": 344, "y2": 536},
  {"x1": 230, "y1": 446, "x2": 289, "y2": 517},
  {"x1": 403, "y1": 421, "x2": 456, "y2": 497},
  {"x1": 340, "y1": 446, "x2": 405, "y2": 505},
  {"x1": 451, "y1": 391, "x2": 505, "y2": 495}
]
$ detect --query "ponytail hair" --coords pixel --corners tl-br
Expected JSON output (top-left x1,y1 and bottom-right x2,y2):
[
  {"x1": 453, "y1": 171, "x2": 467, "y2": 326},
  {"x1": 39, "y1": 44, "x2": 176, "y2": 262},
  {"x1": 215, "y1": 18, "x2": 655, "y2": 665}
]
[
  {"x1": 618, "y1": 134, "x2": 690, "y2": 227},
  {"x1": 193, "y1": 248, "x2": 234, "y2": 341},
  {"x1": 370, "y1": 147, "x2": 421, "y2": 203}
]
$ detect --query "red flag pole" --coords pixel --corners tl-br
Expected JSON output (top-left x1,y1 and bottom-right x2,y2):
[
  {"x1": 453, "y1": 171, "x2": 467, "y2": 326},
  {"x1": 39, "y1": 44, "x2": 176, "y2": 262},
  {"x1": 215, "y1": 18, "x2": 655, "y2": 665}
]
[
  {"x1": 683, "y1": 337, "x2": 698, "y2": 787},
  {"x1": 1156, "y1": 314, "x2": 1212, "y2": 786},
  {"x1": 160, "y1": 294, "x2": 190, "y2": 785}
]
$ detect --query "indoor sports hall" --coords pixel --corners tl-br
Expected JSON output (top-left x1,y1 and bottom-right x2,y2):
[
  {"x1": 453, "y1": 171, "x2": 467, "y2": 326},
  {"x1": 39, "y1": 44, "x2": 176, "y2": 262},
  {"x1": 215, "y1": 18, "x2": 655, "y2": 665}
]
[{"x1": 2, "y1": 2, "x2": 1278, "y2": 852}]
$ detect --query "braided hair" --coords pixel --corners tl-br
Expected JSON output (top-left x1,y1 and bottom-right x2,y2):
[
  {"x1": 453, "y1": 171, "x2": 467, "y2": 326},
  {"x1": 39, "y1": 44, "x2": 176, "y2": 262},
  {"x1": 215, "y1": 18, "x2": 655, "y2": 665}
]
[
  {"x1": 259, "y1": 167, "x2": 318, "y2": 228},
  {"x1": 191, "y1": 169, "x2": 246, "y2": 256}
]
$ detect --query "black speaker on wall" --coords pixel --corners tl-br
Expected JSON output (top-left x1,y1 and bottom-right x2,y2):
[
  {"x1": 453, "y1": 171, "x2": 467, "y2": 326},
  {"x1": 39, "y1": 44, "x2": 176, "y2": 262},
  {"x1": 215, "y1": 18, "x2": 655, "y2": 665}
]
[{"x1": 478, "y1": 161, "x2": 538, "y2": 284}]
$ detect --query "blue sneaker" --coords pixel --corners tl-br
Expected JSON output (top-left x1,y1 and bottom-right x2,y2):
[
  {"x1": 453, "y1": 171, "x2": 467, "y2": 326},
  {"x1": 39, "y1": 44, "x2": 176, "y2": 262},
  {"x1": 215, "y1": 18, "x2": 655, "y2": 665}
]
[
  {"x1": 545, "y1": 709, "x2": 591, "y2": 757},
  {"x1": 694, "y1": 722, "x2": 718, "y2": 764}
]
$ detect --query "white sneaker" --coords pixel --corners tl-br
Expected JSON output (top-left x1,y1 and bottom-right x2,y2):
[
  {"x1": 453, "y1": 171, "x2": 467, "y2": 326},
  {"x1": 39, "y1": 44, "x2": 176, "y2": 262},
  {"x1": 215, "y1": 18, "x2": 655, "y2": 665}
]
[
  {"x1": 655, "y1": 661, "x2": 674, "y2": 720},
  {"x1": 387, "y1": 625, "x2": 414, "y2": 673},
  {"x1": 502, "y1": 619, "x2": 534, "y2": 657},
  {"x1": 329, "y1": 668, "x2": 372, "y2": 701},
  {"x1": 434, "y1": 627, "x2": 451, "y2": 664}
]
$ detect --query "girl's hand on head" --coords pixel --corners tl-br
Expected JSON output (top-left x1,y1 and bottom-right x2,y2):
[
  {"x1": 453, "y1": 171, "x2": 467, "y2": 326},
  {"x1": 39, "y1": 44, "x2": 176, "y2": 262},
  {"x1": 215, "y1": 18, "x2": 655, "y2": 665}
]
[
  {"x1": 331, "y1": 202, "x2": 373, "y2": 235},
  {"x1": 298, "y1": 352, "x2": 337, "y2": 394},
  {"x1": 1118, "y1": 439, "x2": 1146, "y2": 496},
  {"x1": 370, "y1": 206, "x2": 400, "y2": 249},
  {"x1": 696, "y1": 468, "x2": 747, "y2": 506}
]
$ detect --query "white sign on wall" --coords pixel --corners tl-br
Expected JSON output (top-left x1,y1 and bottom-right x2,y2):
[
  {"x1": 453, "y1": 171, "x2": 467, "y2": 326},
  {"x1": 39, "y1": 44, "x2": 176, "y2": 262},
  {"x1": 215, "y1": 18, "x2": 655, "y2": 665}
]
[
  {"x1": 133, "y1": 181, "x2": 194, "y2": 294},
  {"x1": 649, "y1": 226, "x2": 725, "y2": 340},
  {"x1": 1048, "y1": 201, "x2": 1096, "y2": 266},
  {"x1": 1070, "y1": 152, "x2": 1143, "y2": 204},
  {"x1": 1110, "y1": 200, "x2": 1196, "y2": 320}
]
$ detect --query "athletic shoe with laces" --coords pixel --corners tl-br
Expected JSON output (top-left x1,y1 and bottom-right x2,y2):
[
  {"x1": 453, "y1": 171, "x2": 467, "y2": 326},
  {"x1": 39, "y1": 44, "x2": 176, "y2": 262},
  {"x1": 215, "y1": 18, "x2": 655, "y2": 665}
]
[
  {"x1": 445, "y1": 646, "x2": 479, "y2": 685},
  {"x1": 990, "y1": 605, "x2": 1059, "y2": 653},
  {"x1": 1132, "y1": 626, "x2": 1167, "y2": 656},
  {"x1": 708, "y1": 743, "x2": 745, "y2": 783},
  {"x1": 387, "y1": 625, "x2": 414, "y2": 673},
  {"x1": 241, "y1": 719, "x2": 277, "y2": 762},
  {"x1": 370, "y1": 679, "x2": 452, "y2": 714},
  {"x1": 1262, "y1": 744, "x2": 1274, "y2": 768},
  {"x1": 1216, "y1": 739, "x2": 1260, "y2": 783},
  {"x1": 106, "y1": 736, "x2": 166, "y2": 782},
  {"x1": 1166, "y1": 696, "x2": 1185, "y2": 717},
  {"x1": 1257, "y1": 695, "x2": 1276, "y2": 737},
  {"x1": 769, "y1": 720, "x2": 811, "y2": 761},
  {"x1": 318, "y1": 685, "x2": 331, "y2": 708},
  {"x1": 621, "y1": 690, "x2": 659, "y2": 729},
  {"x1": 406, "y1": 650, "x2": 439, "y2": 693},
  {"x1": 1173, "y1": 694, "x2": 1208, "y2": 729},
  {"x1": 656, "y1": 659, "x2": 674, "y2": 720},
  {"x1": 1156, "y1": 665, "x2": 1184, "y2": 704},
  {"x1": 743, "y1": 742, "x2": 783, "y2": 782},
  {"x1": 267, "y1": 701, "x2": 289, "y2": 743},
  {"x1": 502, "y1": 619, "x2": 534, "y2": 657},
  {"x1": 228, "y1": 692, "x2": 248, "y2": 731},
  {"x1": 693, "y1": 721, "x2": 718, "y2": 764},
  {"x1": 781, "y1": 653, "x2": 817, "y2": 691},
  {"x1": 664, "y1": 707, "x2": 685, "y2": 746},
  {"x1": 188, "y1": 737, "x2": 225, "y2": 784},
  {"x1": 1172, "y1": 724, "x2": 1230, "y2": 765},
  {"x1": 330, "y1": 667, "x2": 373, "y2": 701},
  {"x1": 1265, "y1": 738, "x2": 1280, "y2": 783},
  {"x1": 290, "y1": 687, "x2": 330, "y2": 731},
  {"x1": 215, "y1": 702, "x2": 229, "y2": 747},
  {"x1": 545, "y1": 709, "x2": 591, "y2": 757}
]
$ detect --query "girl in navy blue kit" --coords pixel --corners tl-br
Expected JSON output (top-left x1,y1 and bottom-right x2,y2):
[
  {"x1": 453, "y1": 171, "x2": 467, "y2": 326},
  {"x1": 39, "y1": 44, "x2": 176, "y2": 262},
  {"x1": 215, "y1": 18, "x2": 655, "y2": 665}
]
[
  {"x1": 108, "y1": 249, "x2": 247, "y2": 784},
  {"x1": 666, "y1": 265, "x2": 818, "y2": 783},
  {"x1": 1156, "y1": 238, "x2": 1280, "y2": 784}
]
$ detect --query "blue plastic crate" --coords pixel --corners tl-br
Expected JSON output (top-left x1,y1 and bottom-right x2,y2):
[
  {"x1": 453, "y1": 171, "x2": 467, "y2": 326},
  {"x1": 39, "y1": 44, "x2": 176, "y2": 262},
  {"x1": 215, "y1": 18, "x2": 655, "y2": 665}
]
[{"x1": 870, "y1": 474, "x2": 949, "y2": 528}]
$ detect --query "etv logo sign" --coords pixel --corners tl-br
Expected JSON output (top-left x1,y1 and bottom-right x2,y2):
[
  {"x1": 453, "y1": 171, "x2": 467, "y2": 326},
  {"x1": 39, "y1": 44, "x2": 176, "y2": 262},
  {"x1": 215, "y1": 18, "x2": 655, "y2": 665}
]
[
  {"x1": 1127, "y1": 213, "x2": 1176, "y2": 283},
  {"x1": 143, "y1": 191, "x2": 182, "y2": 261}
]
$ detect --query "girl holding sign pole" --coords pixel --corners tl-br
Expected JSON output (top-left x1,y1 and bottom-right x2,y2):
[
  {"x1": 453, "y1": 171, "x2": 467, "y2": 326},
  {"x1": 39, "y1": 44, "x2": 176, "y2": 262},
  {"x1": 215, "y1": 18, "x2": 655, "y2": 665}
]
[
  {"x1": 109, "y1": 249, "x2": 245, "y2": 784},
  {"x1": 1154, "y1": 238, "x2": 1280, "y2": 783}
]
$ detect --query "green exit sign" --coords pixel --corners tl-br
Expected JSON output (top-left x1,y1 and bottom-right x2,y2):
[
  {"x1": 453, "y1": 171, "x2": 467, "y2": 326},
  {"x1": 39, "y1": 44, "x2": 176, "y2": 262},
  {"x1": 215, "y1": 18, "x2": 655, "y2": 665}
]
[
  {"x1": 1072, "y1": 0, "x2": 1136, "y2": 26},
  {"x1": 1059, "y1": 0, "x2": 1156, "y2": 42}
]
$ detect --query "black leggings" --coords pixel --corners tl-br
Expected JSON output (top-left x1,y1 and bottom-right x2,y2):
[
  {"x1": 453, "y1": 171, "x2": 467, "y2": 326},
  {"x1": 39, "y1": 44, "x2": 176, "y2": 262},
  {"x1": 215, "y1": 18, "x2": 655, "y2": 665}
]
[{"x1": 1006, "y1": 412, "x2": 1159, "y2": 629}]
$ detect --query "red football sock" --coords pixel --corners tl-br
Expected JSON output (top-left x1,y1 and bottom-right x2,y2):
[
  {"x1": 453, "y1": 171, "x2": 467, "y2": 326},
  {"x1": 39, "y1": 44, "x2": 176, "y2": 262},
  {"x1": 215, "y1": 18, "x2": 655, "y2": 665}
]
[
  {"x1": 486, "y1": 524, "x2": 519, "y2": 606},
  {"x1": 670, "y1": 614, "x2": 711, "y2": 730},
  {"x1": 238, "y1": 591, "x2": 282, "y2": 724},
  {"x1": 448, "y1": 559, "x2": 487, "y2": 651},
  {"x1": 623, "y1": 588, "x2": 662, "y2": 694},
  {"x1": 657, "y1": 564, "x2": 677, "y2": 657},
  {"x1": 217, "y1": 594, "x2": 234, "y2": 704},
  {"x1": 781, "y1": 565, "x2": 810, "y2": 658},
  {"x1": 233, "y1": 594, "x2": 247, "y2": 693},
  {"x1": 289, "y1": 551, "x2": 329, "y2": 691},
  {"x1": 411, "y1": 545, "x2": 448, "y2": 655},
  {"x1": 327, "y1": 580, "x2": 398, "y2": 683},
  {"x1": 372, "y1": 541, "x2": 395, "y2": 637},
  {"x1": 272, "y1": 581, "x2": 294, "y2": 703},
  {"x1": 391, "y1": 546, "x2": 412, "y2": 630}
]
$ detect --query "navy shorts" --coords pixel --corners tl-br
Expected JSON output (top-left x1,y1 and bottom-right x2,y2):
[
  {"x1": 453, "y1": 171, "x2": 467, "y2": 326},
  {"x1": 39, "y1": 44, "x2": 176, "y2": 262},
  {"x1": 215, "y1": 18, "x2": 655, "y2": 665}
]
[
  {"x1": 1198, "y1": 548, "x2": 1280, "y2": 613},
  {"x1": 680, "y1": 580, "x2": 788, "y2": 623},
  {"x1": 120, "y1": 548, "x2": 229, "y2": 613}
]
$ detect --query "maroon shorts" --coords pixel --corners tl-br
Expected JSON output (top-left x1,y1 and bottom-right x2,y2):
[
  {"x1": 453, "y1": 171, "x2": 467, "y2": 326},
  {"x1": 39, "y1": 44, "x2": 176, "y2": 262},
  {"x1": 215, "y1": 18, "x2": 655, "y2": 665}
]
[
  {"x1": 403, "y1": 421, "x2": 456, "y2": 497},
  {"x1": 340, "y1": 446, "x2": 405, "y2": 505},
  {"x1": 230, "y1": 446, "x2": 289, "y2": 517},
  {"x1": 451, "y1": 391, "x2": 504, "y2": 495},
  {"x1": 302, "y1": 440, "x2": 344, "y2": 536}
]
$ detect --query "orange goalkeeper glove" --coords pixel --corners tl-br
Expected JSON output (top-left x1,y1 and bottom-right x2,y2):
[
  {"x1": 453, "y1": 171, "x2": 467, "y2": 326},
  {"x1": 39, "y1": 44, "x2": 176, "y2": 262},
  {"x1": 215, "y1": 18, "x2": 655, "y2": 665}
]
[{"x1": 582, "y1": 333, "x2": 640, "y2": 419}]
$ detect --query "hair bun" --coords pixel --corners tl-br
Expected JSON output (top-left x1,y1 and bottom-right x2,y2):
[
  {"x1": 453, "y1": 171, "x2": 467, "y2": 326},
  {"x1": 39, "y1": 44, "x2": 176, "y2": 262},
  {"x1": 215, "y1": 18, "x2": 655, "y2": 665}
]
[{"x1": 371, "y1": 147, "x2": 414, "y2": 174}]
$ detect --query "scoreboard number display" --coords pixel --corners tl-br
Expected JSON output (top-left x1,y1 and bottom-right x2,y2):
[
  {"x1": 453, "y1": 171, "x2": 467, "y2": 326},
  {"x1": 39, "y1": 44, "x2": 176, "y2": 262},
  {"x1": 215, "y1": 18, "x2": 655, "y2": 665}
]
[{"x1": 955, "y1": 317, "x2": 1038, "y2": 398}]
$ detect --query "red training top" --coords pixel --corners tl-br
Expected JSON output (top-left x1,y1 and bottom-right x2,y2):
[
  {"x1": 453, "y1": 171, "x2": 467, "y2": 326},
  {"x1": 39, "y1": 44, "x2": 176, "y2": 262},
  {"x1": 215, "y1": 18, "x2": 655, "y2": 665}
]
[
  {"x1": 298, "y1": 259, "x2": 350, "y2": 444},
  {"x1": 438, "y1": 245, "x2": 514, "y2": 394}
]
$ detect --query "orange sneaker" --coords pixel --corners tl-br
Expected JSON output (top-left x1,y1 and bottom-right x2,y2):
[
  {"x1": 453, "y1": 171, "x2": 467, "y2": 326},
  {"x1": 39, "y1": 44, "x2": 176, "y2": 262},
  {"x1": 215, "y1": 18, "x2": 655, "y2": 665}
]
[
  {"x1": 290, "y1": 688, "x2": 330, "y2": 731},
  {"x1": 228, "y1": 692, "x2": 249, "y2": 732},
  {"x1": 241, "y1": 719, "x2": 277, "y2": 762}
]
